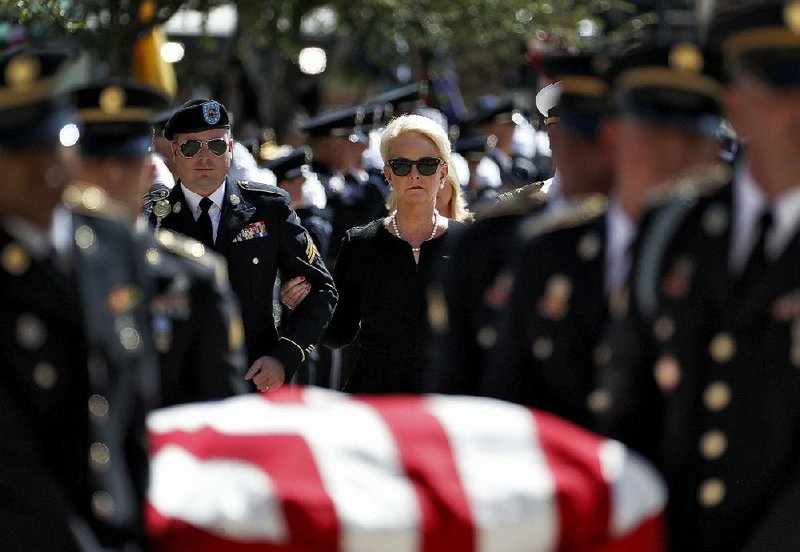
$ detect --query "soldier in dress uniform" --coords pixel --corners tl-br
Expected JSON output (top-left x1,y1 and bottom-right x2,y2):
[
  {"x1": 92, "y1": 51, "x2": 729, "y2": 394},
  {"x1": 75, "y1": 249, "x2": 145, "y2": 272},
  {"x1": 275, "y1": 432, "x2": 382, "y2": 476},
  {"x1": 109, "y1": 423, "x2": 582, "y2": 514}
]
[
  {"x1": 70, "y1": 80, "x2": 248, "y2": 407},
  {"x1": 426, "y1": 52, "x2": 614, "y2": 395},
  {"x1": 483, "y1": 40, "x2": 725, "y2": 430},
  {"x1": 594, "y1": 3, "x2": 800, "y2": 549},
  {"x1": 150, "y1": 98, "x2": 337, "y2": 393},
  {"x1": 466, "y1": 95, "x2": 538, "y2": 193},
  {"x1": 301, "y1": 105, "x2": 386, "y2": 266},
  {"x1": 0, "y1": 50, "x2": 159, "y2": 550}
]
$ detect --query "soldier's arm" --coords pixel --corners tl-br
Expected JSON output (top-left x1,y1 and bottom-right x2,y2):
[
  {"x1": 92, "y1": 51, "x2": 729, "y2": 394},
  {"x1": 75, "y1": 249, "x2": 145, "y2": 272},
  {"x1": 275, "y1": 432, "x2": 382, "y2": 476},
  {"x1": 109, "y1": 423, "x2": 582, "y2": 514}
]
[{"x1": 272, "y1": 205, "x2": 338, "y2": 378}]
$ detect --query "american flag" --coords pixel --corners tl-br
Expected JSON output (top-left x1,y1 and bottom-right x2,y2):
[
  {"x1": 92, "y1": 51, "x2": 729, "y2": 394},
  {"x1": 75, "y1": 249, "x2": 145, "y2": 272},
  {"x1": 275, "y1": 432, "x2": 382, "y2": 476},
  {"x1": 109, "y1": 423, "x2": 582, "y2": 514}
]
[{"x1": 147, "y1": 387, "x2": 665, "y2": 551}]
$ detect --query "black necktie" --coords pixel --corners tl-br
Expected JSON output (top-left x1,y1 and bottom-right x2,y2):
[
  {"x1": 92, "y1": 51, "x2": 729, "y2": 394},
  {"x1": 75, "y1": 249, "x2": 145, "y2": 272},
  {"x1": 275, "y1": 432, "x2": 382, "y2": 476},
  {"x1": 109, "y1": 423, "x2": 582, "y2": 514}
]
[
  {"x1": 197, "y1": 196, "x2": 214, "y2": 248},
  {"x1": 736, "y1": 208, "x2": 774, "y2": 293}
]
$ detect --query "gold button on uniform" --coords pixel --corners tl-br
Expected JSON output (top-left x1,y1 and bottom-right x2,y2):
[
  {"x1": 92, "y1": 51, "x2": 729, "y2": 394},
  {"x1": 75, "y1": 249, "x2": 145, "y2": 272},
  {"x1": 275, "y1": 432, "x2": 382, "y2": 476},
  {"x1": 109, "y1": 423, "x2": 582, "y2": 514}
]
[
  {"x1": 32, "y1": 362, "x2": 57, "y2": 389},
  {"x1": 88, "y1": 395, "x2": 109, "y2": 418},
  {"x1": 252, "y1": 257, "x2": 259, "y2": 265},
  {"x1": 91, "y1": 491, "x2": 115, "y2": 519},
  {"x1": 532, "y1": 337, "x2": 553, "y2": 360},
  {"x1": 89, "y1": 442, "x2": 110, "y2": 468},
  {"x1": 709, "y1": 333, "x2": 736, "y2": 363},
  {"x1": 75, "y1": 225, "x2": 95, "y2": 250},
  {"x1": 1, "y1": 242, "x2": 30, "y2": 275},
  {"x1": 586, "y1": 388, "x2": 612, "y2": 413},
  {"x1": 119, "y1": 327, "x2": 141, "y2": 351},
  {"x1": 476, "y1": 326, "x2": 497, "y2": 349},
  {"x1": 654, "y1": 355, "x2": 681, "y2": 392},
  {"x1": 698, "y1": 478, "x2": 726, "y2": 507},
  {"x1": 699, "y1": 430, "x2": 727, "y2": 460},
  {"x1": 704, "y1": 381, "x2": 731, "y2": 412}
]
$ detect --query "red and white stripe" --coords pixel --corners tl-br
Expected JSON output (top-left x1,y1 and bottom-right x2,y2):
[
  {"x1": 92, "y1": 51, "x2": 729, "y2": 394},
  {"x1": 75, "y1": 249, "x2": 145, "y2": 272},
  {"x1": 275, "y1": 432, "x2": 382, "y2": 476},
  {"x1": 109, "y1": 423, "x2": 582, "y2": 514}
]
[{"x1": 147, "y1": 387, "x2": 665, "y2": 552}]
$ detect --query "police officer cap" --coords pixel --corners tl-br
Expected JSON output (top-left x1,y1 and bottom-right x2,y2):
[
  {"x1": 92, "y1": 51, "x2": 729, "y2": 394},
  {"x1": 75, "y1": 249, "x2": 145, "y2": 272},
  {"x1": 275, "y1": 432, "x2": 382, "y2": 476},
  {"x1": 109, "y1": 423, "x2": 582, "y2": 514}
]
[
  {"x1": 707, "y1": 0, "x2": 800, "y2": 88},
  {"x1": 454, "y1": 134, "x2": 489, "y2": 162},
  {"x1": 0, "y1": 48, "x2": 72, "y2": 149},
  {"x1": 265, "y1": 147, "x2": 312, "y2": 183},
  {"x1": 540, "y1": 52, "x2": 610, "y2": 138},
  {"x1": 301, "y1": 105, "x2": 369, "y2": 144},
  {"x1": 163, "y1": 98, "x2": 231, "y2": 140},
  {"x1": 365, "y1": 81, "x2": 428, "y2": 118},
  {"x1": 607, "y1": 40, "x2": 724, "y2": 135},
  {"x1": 465, "y1": 94, "x2": 527, "y2": 129},
  {"x1": 72, "y1": 80, "x2": 170, "y2": 157},
  {"x1": 536, "y1": 82, "x2": 562, "y2": 122}
]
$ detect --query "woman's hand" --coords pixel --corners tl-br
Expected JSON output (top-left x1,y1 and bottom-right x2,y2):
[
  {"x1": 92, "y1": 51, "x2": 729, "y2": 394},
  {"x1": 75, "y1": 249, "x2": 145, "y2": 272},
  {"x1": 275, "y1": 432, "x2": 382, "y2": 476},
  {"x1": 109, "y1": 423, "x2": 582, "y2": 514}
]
[{"x1": 280, "y1": 276, "x2": 312, "y2": 311}]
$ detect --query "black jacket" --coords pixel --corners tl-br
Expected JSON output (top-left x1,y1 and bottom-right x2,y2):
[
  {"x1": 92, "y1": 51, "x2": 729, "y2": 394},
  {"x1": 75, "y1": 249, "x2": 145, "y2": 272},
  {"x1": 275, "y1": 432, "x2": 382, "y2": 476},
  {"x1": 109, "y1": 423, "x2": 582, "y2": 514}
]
[{"x1": 151, "y1": 179, "x2": 337, "y2": 378}]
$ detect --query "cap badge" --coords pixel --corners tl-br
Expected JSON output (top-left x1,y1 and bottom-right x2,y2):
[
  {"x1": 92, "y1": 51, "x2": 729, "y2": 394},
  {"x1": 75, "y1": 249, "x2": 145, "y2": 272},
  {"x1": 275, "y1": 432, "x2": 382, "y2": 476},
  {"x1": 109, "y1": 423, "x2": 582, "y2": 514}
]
[
  {"x1": 6, "y1": 55, "x2": 40, "y2": 90},
  {"x1": 669, "y1": 43, "x2": 703, "y2": 73},
  {"x1": 202, "y1": 101, "x2": 222, "y2": 125},
  {"x1": 99, "y1": 85, "x2": 126, "y2": 114},
  {"x1": 785, "y1": 0, "x2": 800, "y2": 34}
]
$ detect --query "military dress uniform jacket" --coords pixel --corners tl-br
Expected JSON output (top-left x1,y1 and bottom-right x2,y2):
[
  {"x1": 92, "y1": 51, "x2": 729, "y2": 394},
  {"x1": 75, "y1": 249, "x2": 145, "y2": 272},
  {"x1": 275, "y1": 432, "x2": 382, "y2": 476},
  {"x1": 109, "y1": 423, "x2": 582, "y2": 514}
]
[
  {"x1": 151, "y1": 179, "x2": 337, "y2": 378},
  {"x1": 481, "y1": 196, "x2": 608, "y2": 430},
  {"x1": 426, "y1": 185, "x2": 547, "y2": 395},
  {"x1": 136, "y1": 223, "x2": 248, "y2": 406},
  {"x1": 0, "y1": 205, "x2": 159, "y2": 550},
  {"x1": 594, "y1": 171, "x2": 800, "y2": 551}
]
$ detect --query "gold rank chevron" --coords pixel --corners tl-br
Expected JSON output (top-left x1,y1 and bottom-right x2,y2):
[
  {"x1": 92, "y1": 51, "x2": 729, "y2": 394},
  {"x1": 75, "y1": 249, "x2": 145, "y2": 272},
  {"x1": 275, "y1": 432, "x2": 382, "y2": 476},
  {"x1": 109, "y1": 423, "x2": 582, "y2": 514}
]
[{"x1": 305, "y1": 232, "x2": 319, "y2": 264}]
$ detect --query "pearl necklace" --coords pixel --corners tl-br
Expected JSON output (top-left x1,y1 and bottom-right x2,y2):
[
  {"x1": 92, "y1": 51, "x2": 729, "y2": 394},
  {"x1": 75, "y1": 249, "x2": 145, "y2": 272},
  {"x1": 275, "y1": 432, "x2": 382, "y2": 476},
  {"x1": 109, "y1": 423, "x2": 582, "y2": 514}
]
[{"x1": 391, "y1": 209, "x2": 439, "y2": 253}]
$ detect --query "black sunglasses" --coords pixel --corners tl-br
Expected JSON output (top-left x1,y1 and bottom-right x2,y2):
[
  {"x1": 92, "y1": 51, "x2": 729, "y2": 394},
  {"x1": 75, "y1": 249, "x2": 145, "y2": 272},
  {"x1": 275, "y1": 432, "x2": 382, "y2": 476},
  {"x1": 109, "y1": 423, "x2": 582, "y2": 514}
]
[
  {"x1": 177, "y1": 138, "x2": 229, "y2": 158},
  {"x1": 386, "y1": 157, "x2": 443, "y2": 177}
]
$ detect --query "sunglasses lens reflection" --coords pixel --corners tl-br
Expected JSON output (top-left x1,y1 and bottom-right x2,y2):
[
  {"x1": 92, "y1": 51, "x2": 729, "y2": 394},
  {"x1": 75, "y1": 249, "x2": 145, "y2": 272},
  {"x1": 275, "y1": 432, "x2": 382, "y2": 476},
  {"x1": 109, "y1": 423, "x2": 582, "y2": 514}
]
[{"x1": 179, "y1": 139, "x2": 228, "y2": 158}]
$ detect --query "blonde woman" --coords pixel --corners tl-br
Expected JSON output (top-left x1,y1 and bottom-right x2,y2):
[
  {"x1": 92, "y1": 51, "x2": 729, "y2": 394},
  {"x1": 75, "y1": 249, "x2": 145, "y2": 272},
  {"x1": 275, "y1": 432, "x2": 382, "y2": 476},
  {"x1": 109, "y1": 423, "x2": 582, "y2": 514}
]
[
  {"x1": 386, "y1": 171, "x2": 473, "y2": 223},
  {"x1": 321, "y1": 114, "x2": 465, "y2": 393}
]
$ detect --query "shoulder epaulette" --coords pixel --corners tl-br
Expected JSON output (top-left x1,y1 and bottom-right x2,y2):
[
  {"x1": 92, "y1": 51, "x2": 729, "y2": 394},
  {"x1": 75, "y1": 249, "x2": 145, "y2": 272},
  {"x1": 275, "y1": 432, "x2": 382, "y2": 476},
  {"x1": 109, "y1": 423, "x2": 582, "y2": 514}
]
[
  {"x1": 155, "y1": 228, "x2": 230, "y2": 286},
  {"x1": 237, "y1": 180, "x2": 287, "y2": 197},
  {"x1": 62, "y1": 183, "x2": 129, "y2": 221},
  {"x1": 476, "y1": 182, "x2": 547, "y2": 219},
  {"x1": 519, "y1": 193, "x2": 607, "y2": 241},
  {"x1": 642, "y1": 163, "x2": 731, "y2": 210}
]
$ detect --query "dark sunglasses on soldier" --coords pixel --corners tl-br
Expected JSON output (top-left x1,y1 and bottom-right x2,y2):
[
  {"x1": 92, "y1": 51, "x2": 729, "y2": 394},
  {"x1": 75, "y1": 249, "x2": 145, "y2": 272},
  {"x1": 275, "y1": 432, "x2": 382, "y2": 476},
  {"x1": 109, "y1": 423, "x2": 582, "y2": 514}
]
[
  {"x1": 177, "y1": 138, "x2": 229, "y2": 158},
  {"x1": 386, "y1": 157, "x2": 442, "y2": 177}
]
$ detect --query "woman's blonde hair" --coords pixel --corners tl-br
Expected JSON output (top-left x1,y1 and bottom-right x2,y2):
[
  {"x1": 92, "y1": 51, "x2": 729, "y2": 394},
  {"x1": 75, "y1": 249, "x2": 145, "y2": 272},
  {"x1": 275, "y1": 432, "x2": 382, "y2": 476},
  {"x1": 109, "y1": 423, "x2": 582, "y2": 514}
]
[
  {"x1": 386, "y1": 170, "x2": 472, "y2": 222},
  {"x1": 381, "y1": 113, "x2": 453, "y2": 214}
]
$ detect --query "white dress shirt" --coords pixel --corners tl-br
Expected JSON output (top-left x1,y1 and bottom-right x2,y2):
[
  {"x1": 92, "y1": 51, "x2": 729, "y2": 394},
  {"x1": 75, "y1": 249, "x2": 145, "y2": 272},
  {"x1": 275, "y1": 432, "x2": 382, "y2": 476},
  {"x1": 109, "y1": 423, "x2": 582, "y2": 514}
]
[
  {"x1": 181, "y1": 181, "x2": 226, "y2": 242},
  {"x1": 605, "y1": 196, "x2": 635, "y2": 296},
  {"x1": 730, "y1": 163, "x2": 800, "y2": 274}
]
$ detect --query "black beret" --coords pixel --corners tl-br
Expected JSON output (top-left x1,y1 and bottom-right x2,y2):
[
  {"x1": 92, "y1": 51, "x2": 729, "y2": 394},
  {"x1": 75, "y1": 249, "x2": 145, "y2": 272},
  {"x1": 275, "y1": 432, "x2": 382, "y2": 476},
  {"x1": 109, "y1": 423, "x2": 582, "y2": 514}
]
[
  {"x1": 707, "y1": 0, "x2": 800, "y2": 88},
  {"x1": 163, "y1": 98, "x2": 231, "y2": 140},
  {"x1": 454, "y1": 134, "x2": 489, "y2": 162},
  {"x1": 72, "y1": 80, "x2": 170, "y2": 157},
  {"x1": 607, "y1": 40, "x2": 724, "y2": 135},
  {"x1": 0, "y1": 48, "x2": 72, "y2": 149},
  {"x1": 266, "y1": 147, "x2": 312, "y2": 183}
]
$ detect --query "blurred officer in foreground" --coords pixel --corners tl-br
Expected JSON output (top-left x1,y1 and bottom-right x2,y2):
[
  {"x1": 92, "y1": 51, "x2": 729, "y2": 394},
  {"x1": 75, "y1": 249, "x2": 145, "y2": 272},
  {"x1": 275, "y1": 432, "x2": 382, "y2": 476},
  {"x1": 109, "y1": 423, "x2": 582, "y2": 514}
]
[
  {"x1": 71, "y1": 80, "x2": 248, "y2": 406},
  {"x1": 0, "y1": 50, "x2": 159, "y2": 550},
  {"x1": 485, "y1": 40, "x2": 724, "y2": 430},
  {"x1": 596, "y1": 3, "x2": 800, "y2": 549},
  {"x1": 150, "y1": 99, "x2": 337, "y2": 393},
  {"x1": 427, "y1": 52, "x2": 614, "y2": 396}
]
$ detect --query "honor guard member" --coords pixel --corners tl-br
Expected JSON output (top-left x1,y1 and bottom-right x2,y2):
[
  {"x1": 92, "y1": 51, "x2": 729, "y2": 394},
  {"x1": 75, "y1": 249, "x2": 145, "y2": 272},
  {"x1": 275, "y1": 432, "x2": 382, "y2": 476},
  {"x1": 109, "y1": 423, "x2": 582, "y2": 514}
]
[
  {"x1": 71, "y1": 80, "x2": 248, "y2": 406},
  {"x1": 0, "y1": 50, "x2": 159, "y2": 550},
  {"x1": 484, "y1": 40, "x2": 724, "y2": 430},
  {"x1": 466, "y1": 95, "x2": 538, "y2": 193},
  {"x1": 426, "y1": 52, "x2": 613, "y2": 395},
  {"x1": 595, "y1": 3, "x2": 800, "y2": 550},
  {"x1": 152, "y1": 99, "x2": 337, "y2": 392},
  {"x1": 302, "y1": 105, "x2": 386, "y2": 265}
]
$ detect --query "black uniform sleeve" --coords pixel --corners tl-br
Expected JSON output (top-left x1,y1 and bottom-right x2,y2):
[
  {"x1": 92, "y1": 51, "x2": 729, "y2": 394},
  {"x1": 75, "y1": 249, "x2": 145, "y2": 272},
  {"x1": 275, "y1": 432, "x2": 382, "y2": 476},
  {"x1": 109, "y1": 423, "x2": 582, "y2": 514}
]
[
  {"x1": 271, "y1": 205, "x2": 338, "y2": 376},
  {"x1": 320, "y1": 231, "x2": 362, "y2": 349}
]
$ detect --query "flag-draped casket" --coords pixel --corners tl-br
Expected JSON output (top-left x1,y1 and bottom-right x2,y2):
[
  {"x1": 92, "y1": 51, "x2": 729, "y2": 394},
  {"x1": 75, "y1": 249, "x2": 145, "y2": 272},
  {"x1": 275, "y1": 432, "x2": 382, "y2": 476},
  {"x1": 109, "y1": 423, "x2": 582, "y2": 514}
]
[{"x1": 147, "y1": 387, "x2": 665, "y2": 551}]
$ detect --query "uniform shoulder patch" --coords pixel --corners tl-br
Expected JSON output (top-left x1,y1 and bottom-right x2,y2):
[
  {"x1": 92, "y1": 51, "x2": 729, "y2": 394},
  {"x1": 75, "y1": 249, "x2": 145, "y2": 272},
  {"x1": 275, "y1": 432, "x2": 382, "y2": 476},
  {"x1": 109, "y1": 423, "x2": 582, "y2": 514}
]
[
  {"x1": 155, "y1": 229, "x2": 229, "y2": 285},
  {"x1": 519, "y1": 193, "x2": 607, "y2": 241},
  {"x1": 62, "y1": 183, "x2": 128, "y2": 221},
  {"x1": 477, "y1": 182, "x2": 547, "y2": 219},
  {"x1": 642, "y1": 162, "x2": 731, "y2": 210},
  {"x1": 238, "y1": 180, "x2": 288, "y2": 197}
]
